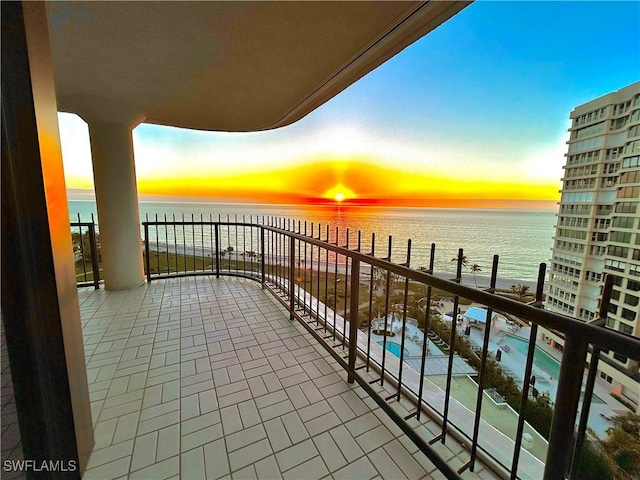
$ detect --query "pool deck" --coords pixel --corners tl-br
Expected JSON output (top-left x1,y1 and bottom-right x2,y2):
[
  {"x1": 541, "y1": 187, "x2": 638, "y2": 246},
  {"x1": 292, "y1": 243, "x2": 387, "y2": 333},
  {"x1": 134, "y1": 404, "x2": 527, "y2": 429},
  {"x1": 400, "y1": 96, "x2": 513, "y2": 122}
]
[
  {"x1": 365, "y1": 296, "x2": 631, "y2": 458},
  {"x1": 440, "y1": 299, "x2": 630, "y2": 439}
]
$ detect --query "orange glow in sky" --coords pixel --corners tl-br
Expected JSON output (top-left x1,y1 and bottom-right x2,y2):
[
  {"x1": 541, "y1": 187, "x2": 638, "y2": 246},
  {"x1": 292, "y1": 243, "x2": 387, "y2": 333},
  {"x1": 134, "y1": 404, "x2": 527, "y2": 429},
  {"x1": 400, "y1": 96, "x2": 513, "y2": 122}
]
[
  {"x1": 324, "y1": 184, "x2": 356, "y2": 203},
  {"x1": 131, "y1": 157, "x2": 559, "y2": 209},
  {"x1": 58, "y1": 0, "x2": 640, "y2": 212}
]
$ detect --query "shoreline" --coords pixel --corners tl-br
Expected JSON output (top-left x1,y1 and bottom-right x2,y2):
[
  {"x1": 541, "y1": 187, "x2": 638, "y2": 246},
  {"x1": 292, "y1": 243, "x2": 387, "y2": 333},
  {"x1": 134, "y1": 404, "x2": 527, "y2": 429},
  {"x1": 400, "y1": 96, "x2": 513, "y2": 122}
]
[{"x1": 147, "y1": 241, "x2": 540, "y2": 290}]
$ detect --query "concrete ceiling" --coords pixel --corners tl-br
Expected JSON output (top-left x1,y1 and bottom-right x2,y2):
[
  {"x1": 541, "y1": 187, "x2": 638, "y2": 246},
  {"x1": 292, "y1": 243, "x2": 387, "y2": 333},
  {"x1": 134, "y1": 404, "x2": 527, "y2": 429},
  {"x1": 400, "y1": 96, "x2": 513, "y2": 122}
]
[{"x1": 46, "y1": 1, "x2": 469, "y2": 132}]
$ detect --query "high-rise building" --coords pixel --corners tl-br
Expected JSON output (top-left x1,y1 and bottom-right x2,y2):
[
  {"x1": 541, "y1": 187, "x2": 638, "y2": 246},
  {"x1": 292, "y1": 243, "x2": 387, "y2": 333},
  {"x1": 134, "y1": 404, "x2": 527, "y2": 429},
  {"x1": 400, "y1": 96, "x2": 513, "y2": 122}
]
[{"x1": 545, "y1": 81, "x2": 640, "y2": 412}]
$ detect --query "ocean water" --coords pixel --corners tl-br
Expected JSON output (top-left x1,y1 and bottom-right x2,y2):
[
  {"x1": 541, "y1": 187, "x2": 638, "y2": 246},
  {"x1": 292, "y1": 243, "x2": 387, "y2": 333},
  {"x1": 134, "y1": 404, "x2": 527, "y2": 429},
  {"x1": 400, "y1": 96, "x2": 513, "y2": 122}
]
[{"x1": 68, "y1": 200, "x2": 556, "y2": 282}]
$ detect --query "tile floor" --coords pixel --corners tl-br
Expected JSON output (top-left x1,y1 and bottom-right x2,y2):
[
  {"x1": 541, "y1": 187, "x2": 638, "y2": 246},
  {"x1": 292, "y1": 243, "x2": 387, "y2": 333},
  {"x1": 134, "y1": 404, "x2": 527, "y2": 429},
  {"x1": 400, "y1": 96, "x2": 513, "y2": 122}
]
[
  {"x1": 79, "y1": 276, "x2": 499, "y2": 479},
  {"x1": 1, "y1": 323, "x2": 26, "y2": 480}
]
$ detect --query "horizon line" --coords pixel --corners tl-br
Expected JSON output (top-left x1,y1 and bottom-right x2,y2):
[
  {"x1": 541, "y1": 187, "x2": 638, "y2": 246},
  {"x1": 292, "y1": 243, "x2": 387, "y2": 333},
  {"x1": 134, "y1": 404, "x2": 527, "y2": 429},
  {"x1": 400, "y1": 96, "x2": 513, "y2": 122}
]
[{"x1": 66, "y1": 189, "x2": 558, "y2": 211}]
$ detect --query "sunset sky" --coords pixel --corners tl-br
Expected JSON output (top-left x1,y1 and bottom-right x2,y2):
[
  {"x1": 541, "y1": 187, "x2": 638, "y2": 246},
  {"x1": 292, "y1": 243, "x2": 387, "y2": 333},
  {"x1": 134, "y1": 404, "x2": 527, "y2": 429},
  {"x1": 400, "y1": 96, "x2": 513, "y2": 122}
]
[{"x1": 60, "y1": 1, "x2": 640, "y2": 209}]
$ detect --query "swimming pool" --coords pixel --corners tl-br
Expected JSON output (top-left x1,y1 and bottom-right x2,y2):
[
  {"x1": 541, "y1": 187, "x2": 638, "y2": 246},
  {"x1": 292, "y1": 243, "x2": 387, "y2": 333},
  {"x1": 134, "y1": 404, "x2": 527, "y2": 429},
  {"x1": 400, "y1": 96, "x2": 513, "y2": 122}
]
[
  {"x1": 504, "y1": 334, "x2": 605, "y2": 403},
  {"x1": 504, "y1": 334, "x2": 560, "y2": 379},
  {"x1": 378, "y1": 341, "x2": 410, "y2": 358}
]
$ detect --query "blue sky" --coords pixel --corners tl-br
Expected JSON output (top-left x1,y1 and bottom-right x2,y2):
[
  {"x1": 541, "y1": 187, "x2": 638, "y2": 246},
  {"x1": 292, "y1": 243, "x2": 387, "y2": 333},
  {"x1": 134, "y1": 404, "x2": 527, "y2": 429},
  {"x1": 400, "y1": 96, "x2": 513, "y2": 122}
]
[{"x1": 61, "y1": 1, "x2": 640, "y2": 206}]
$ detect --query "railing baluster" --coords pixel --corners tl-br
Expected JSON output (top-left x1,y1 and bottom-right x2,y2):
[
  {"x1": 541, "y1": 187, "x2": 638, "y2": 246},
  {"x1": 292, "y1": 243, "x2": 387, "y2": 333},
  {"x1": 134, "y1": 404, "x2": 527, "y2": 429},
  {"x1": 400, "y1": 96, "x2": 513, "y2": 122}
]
[
  {"x1": 465, "y1": 254, "x2": 498, "y2": 473},
  {"x1": 243, "y1": 215, "x2": 247, "y2": 276},
  {"x1": 438, "y1": 248, "x2": 464, "y2": 445},
  {"x1": 153, "y1": 213, "x2": 159, "y2": 276},
  {"x1": 201, "y1": 214, "x2": 205, "y2": 272},
  {"x1": 324, "y1": 225, "x2": 330, "y2": 335},
  {"x1": 181, "y1": 213, "x2": 187, "y2": 273},
  {"x1": 348, "y1": 257, "x2": 360, "y2": 383},
  {"x1": 260, "y1": 226, "x2": 265, "y2": 286},
  {"x1": 308, "y1": 223, "x2": 314, "y2": 319},
  {"x1": 144, "y1": 222, "x2": 151, "y2": 283},
  {"x1": 77, "y1": 213, "x2": 88, "y2": 282},
  {"x1": 209, "y1": 214, "x2": 214, "y2": 273},
  {"x1": 191, "y1": 213, "x2": 196, "y2": 273},
  {"x1": 331, "y1": 227, "x2": 339, "y2": 343},
  {"x1": 214, "y1": 221, "x2": 220, "y2": 278},
  {"x1": 364, "y1": 233, "x2": 376, "y2": 372},
  {"x1": 303, "y1": 221, "x2": 308, "y2": 316},
  {"x1": 408, "y1": 242, "x2": 436, "y2": 421},
  {"x1": 227, "y1": 214, "x2": 231, "y2": 274},
  {"x1": 509, "y1": 263, "x2": 546, "y2": 478},
  {"x1": 164, "y1": 214, "x2": 170, "y2": 275},
  {"x1": 342, "y1": 229, "x2": 350, "y2": 350},
  {"x1": 289, "y1": 235, "x2": 295, "y2": 319},
  {"x1": 390, "y1": 239, "x2": 411, "y2": 402},
  {"x1": 377, "y1": 236, "x2": 393, "y2": 386}
]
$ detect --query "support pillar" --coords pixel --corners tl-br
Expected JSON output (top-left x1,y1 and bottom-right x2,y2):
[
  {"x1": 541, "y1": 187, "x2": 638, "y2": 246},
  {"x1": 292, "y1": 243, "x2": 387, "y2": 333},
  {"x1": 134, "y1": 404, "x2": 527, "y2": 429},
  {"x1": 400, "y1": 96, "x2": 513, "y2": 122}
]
[
  {"x1": 61, "y1": 93, "x2": 147, "y2": 290},
  {"x1": 2, "y1": 1, "x2": 93, "y2": 473},
  {"x1": 87, "y1": 121, "x2": 145, "y2": 290}
]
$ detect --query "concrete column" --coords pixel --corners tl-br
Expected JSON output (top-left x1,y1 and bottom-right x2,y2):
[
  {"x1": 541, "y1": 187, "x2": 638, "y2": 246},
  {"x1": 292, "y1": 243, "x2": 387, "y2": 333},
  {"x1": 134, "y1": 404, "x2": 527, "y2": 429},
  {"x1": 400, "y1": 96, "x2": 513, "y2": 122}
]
[
  {"x1": 87, "y1": 121, "x2": 145, "y2": 290},
  {"x1": 2, "y1": 1, "x2": 94, "y2": 472}
]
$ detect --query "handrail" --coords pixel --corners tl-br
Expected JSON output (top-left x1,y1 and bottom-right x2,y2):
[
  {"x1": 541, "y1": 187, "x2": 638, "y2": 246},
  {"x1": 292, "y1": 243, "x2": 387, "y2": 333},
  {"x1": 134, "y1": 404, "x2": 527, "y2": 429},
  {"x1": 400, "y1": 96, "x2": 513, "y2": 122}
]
[
  {"x1": 70, "y1": 218, "x2": 100, "y2": 289},
  {"x1": 142, "y1": 216, "x2": 640, "y2": 480}
]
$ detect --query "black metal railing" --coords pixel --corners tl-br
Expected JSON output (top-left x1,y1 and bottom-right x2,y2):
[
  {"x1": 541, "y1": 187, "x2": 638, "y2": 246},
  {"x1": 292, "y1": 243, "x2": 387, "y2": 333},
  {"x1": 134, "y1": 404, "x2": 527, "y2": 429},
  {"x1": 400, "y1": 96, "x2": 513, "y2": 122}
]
[
  {"x1": 142, "y1": 215, "x2": 640, "y2": 480},
  {"x1": 70, "y1": 215, "x2": 100, "y2": 289}
]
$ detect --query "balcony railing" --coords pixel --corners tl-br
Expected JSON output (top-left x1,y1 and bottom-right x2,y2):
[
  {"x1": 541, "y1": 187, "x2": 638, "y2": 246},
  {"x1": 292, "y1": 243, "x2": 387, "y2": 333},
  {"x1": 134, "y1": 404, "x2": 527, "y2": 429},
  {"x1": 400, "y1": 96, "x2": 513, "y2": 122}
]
[
  {"x1": 132, "y1": 215, "x2": 640, "y2": 480},
  {"x1": 70, "y1": 215, "x2": 100, "y2": 289}
]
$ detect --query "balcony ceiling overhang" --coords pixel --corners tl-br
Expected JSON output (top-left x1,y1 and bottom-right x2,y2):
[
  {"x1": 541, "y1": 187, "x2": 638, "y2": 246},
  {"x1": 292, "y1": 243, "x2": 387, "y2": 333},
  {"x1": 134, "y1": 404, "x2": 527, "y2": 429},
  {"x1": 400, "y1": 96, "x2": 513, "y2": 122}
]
[{"x1": 45, "y1": 1, "x2": 469, "y2": 132}]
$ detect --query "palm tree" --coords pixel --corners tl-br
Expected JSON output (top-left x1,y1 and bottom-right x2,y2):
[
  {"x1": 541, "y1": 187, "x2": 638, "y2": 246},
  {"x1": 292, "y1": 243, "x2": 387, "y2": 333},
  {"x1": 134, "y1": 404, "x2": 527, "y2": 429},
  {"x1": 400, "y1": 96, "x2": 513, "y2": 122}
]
[
  {"x1": 510, "y1": 284, "x2": 531, "y2": 301},
  {"x1": 388, "y1": 303, "x2": 403, "y2": 333},
  {"x1": 372, "y1": 269, "x2": 398, "y2": 296},
  {"x1": 451, "y1": 254, "x2": 468, "y2": 268},
  {"x1": 371, "y1": 295, "x2": 385, "y2": 323},
  {"x1": 470, "y1": 264, "x2": 482, "y2": 288}
]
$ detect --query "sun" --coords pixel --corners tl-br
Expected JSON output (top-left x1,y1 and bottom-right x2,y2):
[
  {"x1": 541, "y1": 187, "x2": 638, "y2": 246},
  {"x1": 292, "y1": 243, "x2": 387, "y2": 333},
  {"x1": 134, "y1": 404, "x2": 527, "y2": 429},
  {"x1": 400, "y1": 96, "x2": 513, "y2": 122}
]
[{"x1": 324, "y1": 184, "x2": 355, "y2": 203}]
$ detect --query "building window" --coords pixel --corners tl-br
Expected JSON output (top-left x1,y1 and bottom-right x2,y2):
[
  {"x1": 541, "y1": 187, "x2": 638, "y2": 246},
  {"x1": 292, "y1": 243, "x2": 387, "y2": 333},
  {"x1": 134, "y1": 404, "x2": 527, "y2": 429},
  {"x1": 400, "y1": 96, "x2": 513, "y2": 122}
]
[
  {"x1": 620, "y1": 170, "x2": 640, "y2": 184},
  {"x1": 613, "y1": 353, "x2": 628, "y2": 365},
  {"x1": 618, "y1": 186, "x2": 640, "y2": 198},
  {"x1": 605, "y1": 259, "x2": 626, "y2": 272},
  {"x1": 618, "y1": 322, "x2": 633, "y2": 335},
  {"x1": 612, "y1": 216, "x2": 636, "y2": 229},
  {"x1": 608, "y1": 245, "x2": 629, "y2": 259},
  {"x1": 624, "y1": 294, "x2": 639, "y2": 307},
  {"x1": 600, "y1": 372, "x2": 613, "y2": 384},
  {"x1": 621, "y1": 308, "x2": 637, "y2": 321},
  {"x1": 622, "y1": 155, "x2": 640, "y2": 168},
  {"x1": 590, "y1": 232, "x2": 608, "y2": 242},
  {"x1": 609, "y1": 231, "x2": 632, "y2": 243},
  {"x1": 627, "y1": 279, "x2": 640, "y2": 291},
  {"x1": 615, "y1": 202, "x2": 637, "y2": 214}
]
